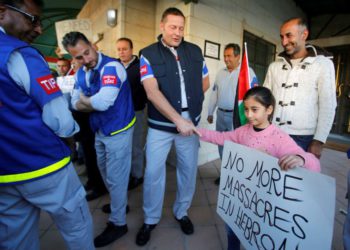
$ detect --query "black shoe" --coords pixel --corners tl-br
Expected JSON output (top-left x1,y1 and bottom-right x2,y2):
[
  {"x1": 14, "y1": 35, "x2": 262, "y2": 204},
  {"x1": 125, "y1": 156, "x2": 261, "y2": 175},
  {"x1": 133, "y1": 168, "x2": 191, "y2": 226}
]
[
  {"x1": 128, "y1": 177, "x2": 144, "y2": 190},
  {"x1": 175, "y1": 216, "x2": 194, "y2": 235},
  {"x1": 214, "y1": 177, "x2": 220, "y2": 186},
  {"x1": 84, "y1": 183, "x2": 94, "y2": 192},
  {"x1": 102, "y1": 203, "x2": 130, "y2": 214},
  {"x1": 86, "y1": 189, "x2": 107, "y2": 201},
  {"x1": 94, "y1": 222, "x2": 128, "y2": 247},
  {"x1": 135, "y1": 223, "x2": 157, "y2": 246}
]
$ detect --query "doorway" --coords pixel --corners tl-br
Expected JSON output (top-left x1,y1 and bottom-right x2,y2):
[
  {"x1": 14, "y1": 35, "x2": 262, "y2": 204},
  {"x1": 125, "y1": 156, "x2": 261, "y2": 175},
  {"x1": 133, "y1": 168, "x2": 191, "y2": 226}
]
[{"x1": 327, "y1": 45, "x2": 350, "y2": 137}]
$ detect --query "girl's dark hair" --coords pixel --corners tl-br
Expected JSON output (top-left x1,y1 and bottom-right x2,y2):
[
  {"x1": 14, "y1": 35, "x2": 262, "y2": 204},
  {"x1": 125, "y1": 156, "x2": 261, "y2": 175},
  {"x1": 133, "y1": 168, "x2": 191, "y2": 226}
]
[{"x1": 243, "y1": 86, "x2": 275, "y2": 121}]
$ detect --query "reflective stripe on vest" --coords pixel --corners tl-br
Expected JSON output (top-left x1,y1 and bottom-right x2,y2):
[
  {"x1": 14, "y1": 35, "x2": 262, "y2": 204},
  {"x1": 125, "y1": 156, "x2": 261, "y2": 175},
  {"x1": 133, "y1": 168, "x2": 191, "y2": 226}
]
[
  {"x1": 0, "y1": 156, "x2": 70, "y2": 184},
  {"x1": 110, "y1": 116, "x2": 136, "y2": 136}
]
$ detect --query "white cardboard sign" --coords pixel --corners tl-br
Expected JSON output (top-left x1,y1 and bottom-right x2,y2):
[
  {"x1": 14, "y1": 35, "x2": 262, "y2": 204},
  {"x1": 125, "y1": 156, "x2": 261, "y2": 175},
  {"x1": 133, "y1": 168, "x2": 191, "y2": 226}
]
[
  {"x1": 217, "y1": 141, "x2": 335, "y2": 250},
  {"x1": 56, "y1": 75, "x2": 75, "y2": 94},
  {"x1": 55, "y1": 19, "x2": 92, "y2": 54}
]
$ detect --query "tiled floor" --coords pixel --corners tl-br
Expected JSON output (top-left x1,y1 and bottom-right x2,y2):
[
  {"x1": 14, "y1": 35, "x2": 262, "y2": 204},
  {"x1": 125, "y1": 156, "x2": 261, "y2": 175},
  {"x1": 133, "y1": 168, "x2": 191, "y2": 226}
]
[{"x1": 39, "y1": 148, "x2": 349, "y2": 250}]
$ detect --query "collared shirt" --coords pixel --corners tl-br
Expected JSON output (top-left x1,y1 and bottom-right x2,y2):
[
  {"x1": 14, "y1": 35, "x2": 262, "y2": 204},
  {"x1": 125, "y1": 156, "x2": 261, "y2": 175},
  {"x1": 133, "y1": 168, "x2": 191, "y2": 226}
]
[
  {"x1": 123, "y1": 55, "x2": 136, "y2": 69},
  {"x1": 208, "y1": 67, "x2": 239, "y2": 115},
  {"x1": 140, "y1": 52, "x2": 208, "y2": 109},
  {"x1": 1, "y1": 26, "x2": 79, "y2": 138},
  {"x1": 208, "y1": 65, "x2": 256, "y2": 116},
  {"x1": 71, "y1": 52, "x2": 127, "y2": 111}
]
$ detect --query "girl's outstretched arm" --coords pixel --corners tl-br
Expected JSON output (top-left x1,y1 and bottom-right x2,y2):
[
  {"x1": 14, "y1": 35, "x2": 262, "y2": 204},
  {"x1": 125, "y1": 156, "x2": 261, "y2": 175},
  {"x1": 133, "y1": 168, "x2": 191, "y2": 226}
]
[{"x1": 197, "y1": 128, "x2": 237, "y2": 146}]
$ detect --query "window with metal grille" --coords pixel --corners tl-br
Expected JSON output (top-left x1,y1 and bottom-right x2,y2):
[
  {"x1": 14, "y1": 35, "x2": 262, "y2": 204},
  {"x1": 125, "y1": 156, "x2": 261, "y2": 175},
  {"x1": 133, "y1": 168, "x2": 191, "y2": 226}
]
[{"x1": 243, "y1": 30, "x2": 276, "y2": 84}]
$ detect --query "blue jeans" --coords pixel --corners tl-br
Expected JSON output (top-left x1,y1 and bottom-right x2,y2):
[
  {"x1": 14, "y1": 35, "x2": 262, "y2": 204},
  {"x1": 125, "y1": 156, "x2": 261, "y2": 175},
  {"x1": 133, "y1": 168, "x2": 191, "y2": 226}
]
[
  {"x1": 289, "y1": 134, "x2": 313, "y2": 151},
  {"x1": 226, "y1": 224, "x2": 240, "y2": 250}
]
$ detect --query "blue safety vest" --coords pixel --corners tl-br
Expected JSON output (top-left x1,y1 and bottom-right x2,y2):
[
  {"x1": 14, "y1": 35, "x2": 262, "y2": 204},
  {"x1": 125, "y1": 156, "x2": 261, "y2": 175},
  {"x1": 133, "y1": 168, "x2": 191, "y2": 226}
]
[
  {"x1": 0, "y1": 31, "x2": 71, "y2": 185},
  {"x1": 76, "y1": 54, "x2": 135, "y2": 136}
]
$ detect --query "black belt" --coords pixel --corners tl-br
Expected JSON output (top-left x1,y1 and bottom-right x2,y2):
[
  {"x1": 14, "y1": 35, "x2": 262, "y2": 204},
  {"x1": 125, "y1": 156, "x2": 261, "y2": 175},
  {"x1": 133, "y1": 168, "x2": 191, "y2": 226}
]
[
  {"x1": 218, "y1": 108, "x2": 233, "y2": 112},
  {"x1": 182, "y1": 107, "x2": 189, "y2": 112}
]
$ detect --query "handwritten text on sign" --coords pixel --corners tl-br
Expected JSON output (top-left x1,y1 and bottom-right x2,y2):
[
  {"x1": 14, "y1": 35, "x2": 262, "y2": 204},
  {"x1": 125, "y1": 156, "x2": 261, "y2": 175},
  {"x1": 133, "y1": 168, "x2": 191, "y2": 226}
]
[{"x1": 217, "y1": 141, "x2": 335, "y2": 250}]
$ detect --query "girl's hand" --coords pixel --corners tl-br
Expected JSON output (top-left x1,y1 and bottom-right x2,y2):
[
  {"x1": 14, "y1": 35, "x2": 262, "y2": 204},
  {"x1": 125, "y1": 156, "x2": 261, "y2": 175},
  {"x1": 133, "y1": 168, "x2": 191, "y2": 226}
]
[{"x1": 278, "y1": 155, "x2": 305, "y2": 171}]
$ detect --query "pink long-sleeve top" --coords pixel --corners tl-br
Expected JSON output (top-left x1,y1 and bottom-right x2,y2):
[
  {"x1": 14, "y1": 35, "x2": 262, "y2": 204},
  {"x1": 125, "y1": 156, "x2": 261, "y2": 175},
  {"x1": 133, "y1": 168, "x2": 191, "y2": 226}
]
[{"x1": 198, "y1": 123, "x2": 320, "y2": 172}]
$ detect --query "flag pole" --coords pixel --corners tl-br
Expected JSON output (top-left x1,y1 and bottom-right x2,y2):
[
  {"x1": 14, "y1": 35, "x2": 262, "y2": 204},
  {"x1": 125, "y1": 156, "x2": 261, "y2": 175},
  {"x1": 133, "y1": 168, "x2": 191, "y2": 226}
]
[{"x1": 244, "y1": 42, "x2": 251, "y2": 85}]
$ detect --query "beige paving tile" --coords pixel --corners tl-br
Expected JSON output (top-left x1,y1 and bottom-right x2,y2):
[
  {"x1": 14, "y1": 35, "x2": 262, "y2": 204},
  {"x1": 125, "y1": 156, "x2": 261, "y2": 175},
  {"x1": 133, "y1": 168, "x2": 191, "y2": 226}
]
[
  {"x1": 199, "y1": 165, "x2": 220, "y2": 179},
  {"x1": 210, "y1": 205, "x2": 225, "y2": 226},
  {"x1": 217, "y1": 224, "x2": 228, "y2": 250},
  {"x1": 157, "y1": 207, "x2": 178, "y2": 227},
  {"x1": 126, "y1": 206, "x2": 144, "y2": 229},
  {"x1": 147, "y1": 227, "x2": 185, "y2": 250},
  {"x1": 189, "y1": 206, "x2": 215, "y2": 226},
  {"x1": 207, "y1": 189, "x2": 219, "y2": 205},
  {"x1": 186, "y1": 225, "x2": 223, "y2": 250},
  {"x1": 163, "y1": 190, "x2": 177, "y2": 207},
  {"x1": 128, "y1": 190, "x2": 143, "y2": 208},
  {"x1": 201, "y1": 178, "x2": 220, "y2": 191},
  {"x1": 92, "y1": 208, "x2": 110, "y2": 230},
  {"x1": 191, "y1": 189, "x2": 210, "y2": 206}
]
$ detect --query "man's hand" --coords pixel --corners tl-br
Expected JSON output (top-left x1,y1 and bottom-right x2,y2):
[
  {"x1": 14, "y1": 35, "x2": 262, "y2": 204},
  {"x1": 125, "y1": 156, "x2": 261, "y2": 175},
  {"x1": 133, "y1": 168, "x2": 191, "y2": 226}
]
[
  {"x1": 175, "y1": 118, "x2": 197, "y2": 136},
  {"x1": 75, "y1": 93, "x2": 94, "y2": 112},
  {"x1": 308, "y1": 140, "x2": 323, "y2": 159},
  {"x1": 207, "y1": 115, "x2": 213, "y2": 124},
  {"x1": 278, "y1": 155, "x2": 305, "y2": 171}
]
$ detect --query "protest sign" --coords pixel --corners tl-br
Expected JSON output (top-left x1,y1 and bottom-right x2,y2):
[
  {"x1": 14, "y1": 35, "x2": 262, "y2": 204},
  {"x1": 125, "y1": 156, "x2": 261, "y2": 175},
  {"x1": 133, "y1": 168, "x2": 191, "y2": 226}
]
[
  {"x1": 217, "y1": 141, "x2": 335, "y2": 250},
  {"x1": 55, "y1": 19, "x2": 92, "y2": 54},
  {"x1": 56, "y1": 75, "x2": 75, "y2": 94}
]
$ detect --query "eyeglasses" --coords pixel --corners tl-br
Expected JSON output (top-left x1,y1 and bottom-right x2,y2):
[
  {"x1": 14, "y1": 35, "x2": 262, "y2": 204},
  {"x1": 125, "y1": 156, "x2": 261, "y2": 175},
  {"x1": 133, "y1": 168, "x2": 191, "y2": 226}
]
[{"x1": 5, "y1": 4, "x2": 41, "y2": 27}]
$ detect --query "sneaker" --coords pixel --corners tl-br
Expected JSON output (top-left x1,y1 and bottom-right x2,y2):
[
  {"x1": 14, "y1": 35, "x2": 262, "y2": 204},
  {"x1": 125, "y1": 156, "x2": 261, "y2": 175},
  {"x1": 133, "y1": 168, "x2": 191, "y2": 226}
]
[
  {"x1": 175, "y1": 216, "x2": 194, "y2": 235},
  {"x1": 94, "y1": 222, "x2": 128, "y2": 247},
  {"x1": 101, "y1": 204, "x2": 130, "y2": 214},
  {"x1": 135, "y1": 223, "x2": 157, "y2": 246},
  {"x1": 128, "y1": 177, "x2": 144, "y2": 190}
]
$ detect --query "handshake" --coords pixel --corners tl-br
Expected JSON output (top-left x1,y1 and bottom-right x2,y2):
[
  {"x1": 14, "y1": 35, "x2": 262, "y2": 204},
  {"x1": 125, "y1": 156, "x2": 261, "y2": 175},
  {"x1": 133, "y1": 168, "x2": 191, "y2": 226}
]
[{"x1": 175, "y1": 117, "x2": 202, "y2": 137}]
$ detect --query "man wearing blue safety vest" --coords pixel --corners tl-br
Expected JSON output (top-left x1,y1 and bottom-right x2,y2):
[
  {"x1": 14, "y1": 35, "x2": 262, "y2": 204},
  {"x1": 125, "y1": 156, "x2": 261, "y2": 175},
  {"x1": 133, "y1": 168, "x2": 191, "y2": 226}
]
[
  {"x1": 0, "y1": 1, "x2": 94, "y2": 249},
  {"x1": 63, "y1": 31, "x2": 135, "y2": 248}
]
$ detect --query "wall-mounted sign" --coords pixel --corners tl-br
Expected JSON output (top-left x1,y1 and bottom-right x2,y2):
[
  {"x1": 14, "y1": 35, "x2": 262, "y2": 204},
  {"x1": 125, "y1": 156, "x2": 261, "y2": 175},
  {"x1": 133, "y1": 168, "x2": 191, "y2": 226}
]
[{"x1": 204, "y1": 40, "x2": 220, "y2": 60}]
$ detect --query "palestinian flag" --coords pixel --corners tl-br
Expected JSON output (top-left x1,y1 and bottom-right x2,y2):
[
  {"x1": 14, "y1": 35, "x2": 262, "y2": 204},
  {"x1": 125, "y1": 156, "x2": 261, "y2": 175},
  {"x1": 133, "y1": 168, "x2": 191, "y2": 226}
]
[{"x1": 237, "y1": 42, "x2": 258, "y2": 125}]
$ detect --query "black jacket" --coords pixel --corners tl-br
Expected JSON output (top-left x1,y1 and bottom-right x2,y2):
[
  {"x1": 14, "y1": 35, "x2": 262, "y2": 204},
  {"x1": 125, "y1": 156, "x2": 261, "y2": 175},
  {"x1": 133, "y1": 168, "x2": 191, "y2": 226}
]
[{"x1": 118, "y1": 56, "x2": 147, "y2": 111}]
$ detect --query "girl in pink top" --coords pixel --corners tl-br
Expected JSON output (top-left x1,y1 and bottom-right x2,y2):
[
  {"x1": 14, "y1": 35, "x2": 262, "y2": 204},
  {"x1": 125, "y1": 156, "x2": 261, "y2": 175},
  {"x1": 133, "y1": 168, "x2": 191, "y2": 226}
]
[
  {"x1": 197, "y1": 86, "x2": 320, "y2": 250},
  {"x1": 198, "y1": 86, "x2": 320, "y2": 172}
]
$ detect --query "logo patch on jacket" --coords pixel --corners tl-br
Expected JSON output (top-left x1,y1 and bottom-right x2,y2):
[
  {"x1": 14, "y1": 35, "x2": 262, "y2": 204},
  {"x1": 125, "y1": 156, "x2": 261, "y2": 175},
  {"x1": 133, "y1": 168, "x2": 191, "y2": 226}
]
[
  {"x1": 36, "y1": 75, "x2": 60, "y2": 94},
  {"x1": 102, "y1": 75, "x2": 117, "y2": 85},
  {"x1": 140, "y1": 65, "x2": 148, "y2": 77}
]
